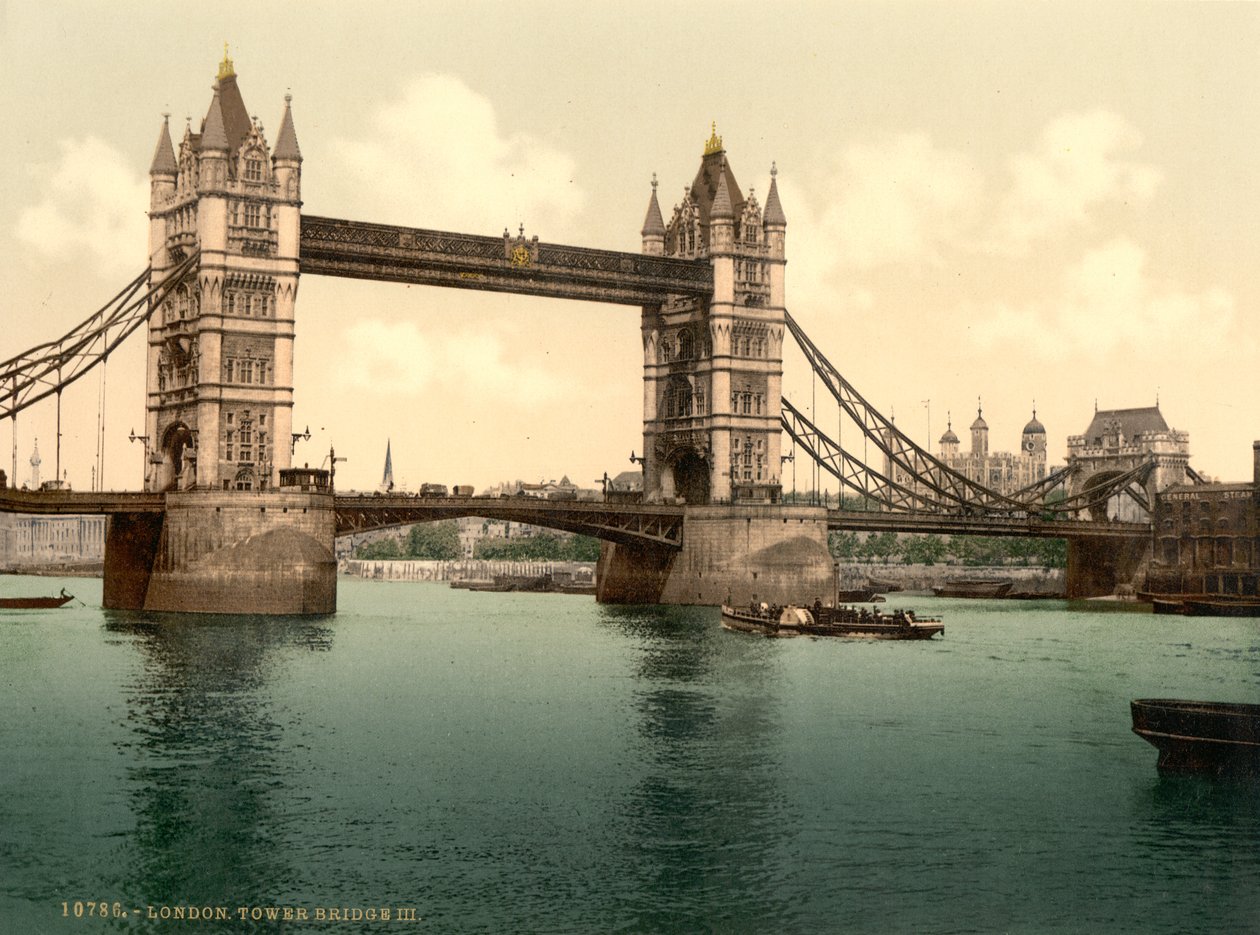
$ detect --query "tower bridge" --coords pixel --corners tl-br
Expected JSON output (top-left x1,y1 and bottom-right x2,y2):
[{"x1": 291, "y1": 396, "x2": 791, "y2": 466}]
[{"x1": 0, "y1": 53, "x2": 1192, "y2": 613}]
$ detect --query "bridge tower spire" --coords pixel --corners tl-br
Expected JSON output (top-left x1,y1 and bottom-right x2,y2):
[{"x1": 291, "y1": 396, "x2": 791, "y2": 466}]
[
  {"x1": 640, "y1": 127, "x2": 786, "y2": 505},
  {"x1": 144, "y1": 56, "x2": 302, "y2": 493}
]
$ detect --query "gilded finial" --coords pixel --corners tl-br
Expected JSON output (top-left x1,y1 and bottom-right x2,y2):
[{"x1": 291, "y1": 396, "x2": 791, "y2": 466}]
[
  {"x1": 651, "y1": 172, "x2": 658, "y2": 191},
  {"x1": 218, "y1": 43, "x2": 235, "y2": 80},
  {"x1": 771, "y1": 161, "x2": 778, "y2": 178},
  {"x1": 703, "y1": 121, "x2": 723, "y2": 156}
]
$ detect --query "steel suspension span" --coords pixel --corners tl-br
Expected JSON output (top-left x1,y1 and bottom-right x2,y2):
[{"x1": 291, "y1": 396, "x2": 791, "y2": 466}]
[
  {"x1": 780, "y1": 309, "x2": 1157, "y2": 518},
  {"x1": 0, "y1": 252, "x2": 200, "y2": 422}
]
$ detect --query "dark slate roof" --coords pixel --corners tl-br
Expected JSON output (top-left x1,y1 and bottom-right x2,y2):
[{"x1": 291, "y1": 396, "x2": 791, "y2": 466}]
[
  {"x1": 273, "y1": 96, "x2": 302, "y2": 161},
  {"x1": 1081, "y1": 406, "x2": 1169, "y2": 444},
  {"x1": 940, "y1": 427, "x2": 960, "y2": 444},
  {"x1": 763, "y1": 167, "x2": 786, "y2": 226},
  {"x1": 710, "y1": 169, "x2": 735, "y2": 221},
  {"x1": 200, "y1": 86, "x2": 229, "y2": 152},
  {"x1": 1023, "y1": 411, "x2": 1046, "y2": 435},
  {"x1": 150, "y1": 116, "x2": 177, "y2": 175},
  {"x1": 217, "y1": 73, "x2": 254, "y2": 156},
  {"x1": 641, "y1": 182, "x2": 665, "y2": 237},
  {"x1": 689, "y1": 149, "x2": 745, "y2": 237},
  {"x1": 970, "y1": 410, "x2": 988, "y2": 431}
]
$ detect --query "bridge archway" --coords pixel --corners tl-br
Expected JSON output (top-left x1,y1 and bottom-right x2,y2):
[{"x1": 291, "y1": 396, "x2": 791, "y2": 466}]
[
  {"x1": 155, "y1": 421, "x2": 195, "y2": 492},
  {"x1": 1080, "y1": 470, "x2": 1148, "y2": 523},
  {"x1": 672, "y1": 449, "x2": 710, "y2": 505}
]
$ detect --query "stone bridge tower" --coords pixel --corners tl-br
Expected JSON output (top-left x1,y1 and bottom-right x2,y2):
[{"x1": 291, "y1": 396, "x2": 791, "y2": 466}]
[
  {"x1": 638, "y1": 126, "x2": 786, "y2": 505},
  {"x1": 145, "y1": 50, "x2": 301, "y2": 494},
  {"x1": 1066, "y1": 405, "x2": 1191, "y2": 521}
]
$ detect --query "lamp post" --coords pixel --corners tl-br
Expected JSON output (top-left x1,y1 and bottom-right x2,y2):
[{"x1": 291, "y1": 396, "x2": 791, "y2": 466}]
[
  {"x1": 128, "y1": 428, "x2": 150, "y2": 490},
  {"x1": 782, "y1": 451, "x2": 795, "y2": 502},
  {"x1": 291, "y1": 424, "x2": 311, "y2": 454}
]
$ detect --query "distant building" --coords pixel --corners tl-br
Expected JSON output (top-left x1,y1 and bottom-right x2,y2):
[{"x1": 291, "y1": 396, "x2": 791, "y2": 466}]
[
  {"x1": 1145, "y1": 441, "x2": 1260, "y2": 597},
  {"x1": 0, "y1": 514, "x2": 105, "y2": 567},
  {"x1": 936, "y1": 403, "x2": 1048, "y2": 495}
]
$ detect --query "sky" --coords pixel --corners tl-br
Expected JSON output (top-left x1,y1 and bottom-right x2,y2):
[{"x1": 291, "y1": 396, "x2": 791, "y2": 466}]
[{"x1": 1, "y1": 1, "x2": 1257, "y2": 494}]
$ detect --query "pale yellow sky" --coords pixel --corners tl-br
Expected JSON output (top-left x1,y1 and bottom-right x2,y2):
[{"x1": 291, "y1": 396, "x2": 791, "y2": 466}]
[{"x1": 2, "y1": 1, "x2": 1257, "y2": 492}]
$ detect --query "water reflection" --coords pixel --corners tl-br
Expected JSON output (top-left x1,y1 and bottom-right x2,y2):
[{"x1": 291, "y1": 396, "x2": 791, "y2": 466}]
[
  {"x1": 100, "y1": 612, "x2": 333, "y2": 918},
  {"x1": 598, "y1": 605, "x2": 802, "y2": 931}
]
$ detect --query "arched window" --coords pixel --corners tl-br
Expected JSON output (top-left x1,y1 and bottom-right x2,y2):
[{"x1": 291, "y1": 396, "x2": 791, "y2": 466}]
[{"x1": 679, "y1": 331, "x2": 694, "y2": 360}]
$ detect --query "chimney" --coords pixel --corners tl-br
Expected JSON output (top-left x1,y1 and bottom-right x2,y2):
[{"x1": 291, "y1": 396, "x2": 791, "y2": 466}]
[{"x1": 1253, "y1": 441, "x2": 1260, "y2": 489}]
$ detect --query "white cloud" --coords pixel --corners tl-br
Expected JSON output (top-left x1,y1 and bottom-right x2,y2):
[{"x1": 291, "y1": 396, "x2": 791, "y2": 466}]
[
  {"x1": 338, "y1": 318, "x2": 569, "y2": 407},
  {"x1": 329, "y1": 74, "x2": 585, "y2": 234},
  {"x1": 17, "y1": 136, "x2": 149, "y2": 275},
  {"x1": 988, "y1": 110, "x2": 1163, "y2": 252},
  {"x1": 971, "y1": 238, "x2": 1234, "y2": 360}
]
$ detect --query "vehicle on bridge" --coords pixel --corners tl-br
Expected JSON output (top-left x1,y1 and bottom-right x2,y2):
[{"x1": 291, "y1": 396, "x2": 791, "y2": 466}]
[
  {"x1": 419, "y1": 483, "x2": 449, "y2": 497},
  {"x1": 452, "y1": 485, "x2": 474, "y2": 498}
]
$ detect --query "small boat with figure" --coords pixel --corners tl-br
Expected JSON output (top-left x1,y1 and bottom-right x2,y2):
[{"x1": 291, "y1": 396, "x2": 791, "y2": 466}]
[
  {"x1": 1131, "y1": 699, "x2": 1260, "y2": 775},
  {"x1": 720, "y1": 601, "x2": 943, "y2": 640},
  {"x1": 0, "y1": 588, "x2": 74, "y2": 609}
]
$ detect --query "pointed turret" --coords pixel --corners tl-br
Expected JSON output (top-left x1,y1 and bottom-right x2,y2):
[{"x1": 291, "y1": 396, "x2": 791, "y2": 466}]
[
  {"x1": 711, "y1": 168, "x2": 734, "y2": 221},
  {"x1": 641, "y1": 174, "x2": 665, "y2": 256},
  {"x1": 150, "y1": 115, "x2": 177, "y2": 176},
  {"x1": 274, "y1": 94, "x2": 302, "y2": 162},
  {"x1": 763, "y1": 162, "x2": 786, "y2": 227},
  {"x1": 201, "y1": 84, "x2": 229, "y2": 153}
]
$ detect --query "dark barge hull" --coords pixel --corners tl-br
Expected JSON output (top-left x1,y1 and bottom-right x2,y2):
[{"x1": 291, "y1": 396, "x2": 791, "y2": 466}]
[
  {"x1": 0, "y1": 594, "x2": 73, "y2": 609},
  {"x1": 1131, "y1": 699, "x2": 1260, "y2": 775}
]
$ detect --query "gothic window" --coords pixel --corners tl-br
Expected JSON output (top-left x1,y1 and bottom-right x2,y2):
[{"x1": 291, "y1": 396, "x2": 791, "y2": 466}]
[
  {"x1": 244, "y1": 204, "x2": 261, "y2": 228},
  {"x1": 679, "y1": 331, "x2": 694, "y2": 360},
  {"x1": 225, "y1": 431, "x2": 234, "y2": 462},
  {"x1": 245, "y1": 157, "x2": 263, "y2": 182},
  {"x1": 755, "y1": 395, "x2": 764, "y2": 415},
  {"x1": 240, "y1": 360, "x2": 254, "y2": 384},
  {"x1": 695, "y1": 387, "x2": 705, "y2": 415},
  {"x1": 660, "y1": 340, "x2": 672, "y2": 364},
  {"x1": 742, "y1": 393, "x2": 752, "y2": 415}
]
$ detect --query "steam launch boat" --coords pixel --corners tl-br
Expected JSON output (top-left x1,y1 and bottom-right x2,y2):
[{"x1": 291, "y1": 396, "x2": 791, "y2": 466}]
[
  {"x1": 1131, "y1": 699, "x2": 1260, "y2": 775},
  {"x1": 720, "y1": 602, "x2": 943, "y2": 640}
]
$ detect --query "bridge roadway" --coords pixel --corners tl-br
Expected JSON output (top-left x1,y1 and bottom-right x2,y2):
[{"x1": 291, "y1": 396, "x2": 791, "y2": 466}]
[
  {"x1": 826, "y1": 509, "x2": 1150, "y2": 541},
  {"x1": 0, "y1": 490, "x2": 1147, "y2": 545}
]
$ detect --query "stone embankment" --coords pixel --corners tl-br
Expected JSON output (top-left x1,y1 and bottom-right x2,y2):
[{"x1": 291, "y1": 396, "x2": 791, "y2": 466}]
[
  {"x1": 339, "y1": 558, "x2": 595, "y2": 583},
  {"x1": 839, "y1": 563, "x2": 1065, "y2": 594}
]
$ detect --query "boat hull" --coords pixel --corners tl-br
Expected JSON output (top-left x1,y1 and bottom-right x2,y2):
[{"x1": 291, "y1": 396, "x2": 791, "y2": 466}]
[
  {"x1": 1183, "y1": 600, "x2": 1260, "y2": 618},
  {"x1": 931, "y1": 580, "x2": 1013, "y2": 598},
  {"x1": 1131, "y1": 699, "x2": 1260, "y2": 775},
  {"x1": 0, "y1": 594, "x2": 73, "y2": 609},
  {"x1": 720, "y1": 606, "x2": 943, "y2": 640}
]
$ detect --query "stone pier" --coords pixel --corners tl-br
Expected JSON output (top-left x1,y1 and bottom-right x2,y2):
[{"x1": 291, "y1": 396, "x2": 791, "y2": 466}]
[
  {"x1": 597, "y1": 504, "x2": 833, "y2": 606},
  {"x1": 103, "y1": 490, "x2": 337, "y2": 615}
]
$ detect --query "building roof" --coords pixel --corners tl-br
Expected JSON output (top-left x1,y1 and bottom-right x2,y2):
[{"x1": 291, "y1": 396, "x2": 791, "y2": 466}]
[
  {"x1": 940, "y1": 426, "x2": 959, "y2": 445},
  {"x1": 1023, "y1": 409, "x2": 1045, "y2": 435},
  {"x1": 610, "y1": 469, "x2": 643, "y2": 491},
  {"x1": 1081, "y1": 406, "x2": 1169, "y2": 445},
  {"x1": 641, "y1": 176, "x2": 665, "y2": 237},
  {"x1": 216, "y1": 72, "x2": 254, "y2": 156},
  {"x1": 200, "y1": 86, "x2": 229, "y2": 152},
  {"x1": 273, "y1": 95, "x2": 302, "y2": 162},
  {"x1": 149, "y1": 116, "x2": 177, "y2": 175},
  {"x1": 710, "y1": 168, "x2": 735, "y2": 221},
  {"x1": 970, "y1": 406, "x2": 988, "y2": 431},
  {"x1": 687, "y1": 139, "x2": 745, "y2": 237},
  {"x1": 763, "y1": 163, "x2": 786, "y2": 226}
]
